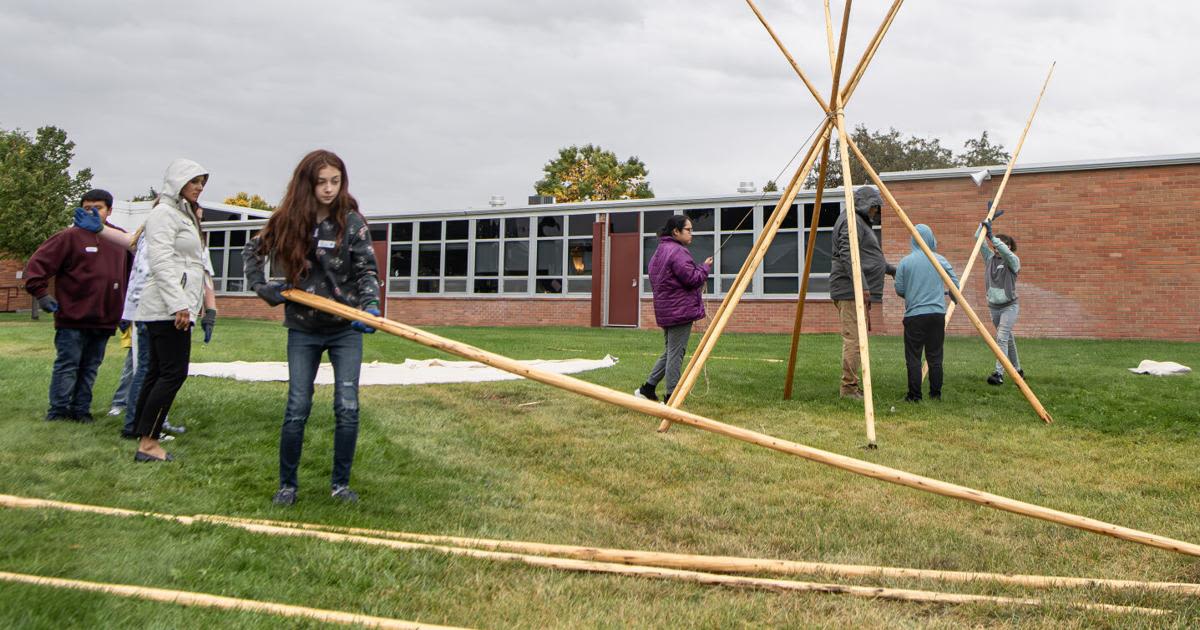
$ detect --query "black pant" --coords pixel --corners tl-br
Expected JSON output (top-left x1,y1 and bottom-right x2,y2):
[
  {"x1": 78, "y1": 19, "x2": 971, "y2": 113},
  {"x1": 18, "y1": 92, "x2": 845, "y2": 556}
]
[
  {"x1": 903, "y1": 313, "x2": 945, "y2": 400},
  {"x1": 133, "y1": 321, "x2": 191, "y2": 438}
]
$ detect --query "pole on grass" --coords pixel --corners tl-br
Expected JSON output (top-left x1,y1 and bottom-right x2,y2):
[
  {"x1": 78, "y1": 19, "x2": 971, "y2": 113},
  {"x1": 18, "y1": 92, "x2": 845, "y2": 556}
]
[{"x1": 278, "y1": 290, "x2": 1193, "y2": 557}]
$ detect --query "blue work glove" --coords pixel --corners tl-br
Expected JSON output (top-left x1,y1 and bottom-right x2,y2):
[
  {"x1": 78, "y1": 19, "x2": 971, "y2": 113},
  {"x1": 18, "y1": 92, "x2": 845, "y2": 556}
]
[
  {"x1": 351, "y1": 306, "x2": 381, "y2": 334},
  {"x1": 253, "y1": 281, "x2": 288, "y2": 307},
  {"x1": 73, "y1": 207, "x2": 104, "y2": 233},
  {"x1": 37, "y1": 295, "x2": 59, "y2": 313},
  {"x1": 201, "y1": 308, "x2": 217, "y2": 344},
  {"x1": 981, "y1": 220, "x2": 994, "y2": 241}
]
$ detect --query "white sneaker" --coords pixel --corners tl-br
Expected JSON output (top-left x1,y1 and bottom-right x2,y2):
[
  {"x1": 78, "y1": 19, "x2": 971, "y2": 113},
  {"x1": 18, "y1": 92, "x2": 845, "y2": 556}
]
[
  {"x1": 107, "y1": 407, "x2": 125, "y2": 417},
  {"x1": 157, "y1": 434, "x2": 175, "y2": 442}
]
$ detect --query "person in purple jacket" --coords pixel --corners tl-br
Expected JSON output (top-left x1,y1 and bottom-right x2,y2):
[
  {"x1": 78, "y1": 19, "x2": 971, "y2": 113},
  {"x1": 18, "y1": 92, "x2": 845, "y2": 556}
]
[{"x1": 634, "y1": 215, "x2": 713, "y2": 403}]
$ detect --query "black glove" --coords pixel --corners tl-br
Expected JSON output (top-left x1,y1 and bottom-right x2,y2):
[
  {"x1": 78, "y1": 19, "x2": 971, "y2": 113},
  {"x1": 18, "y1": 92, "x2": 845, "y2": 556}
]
[
  {"x1": 254, "y1": 281, "x2": 288, "y2": 307},
  {"x1": 201, "y1": 308, "x2": 217, "y2": 344},
  {"x1": 981, "y1": 220, "x2": 994, "y2": 241},
  {"x1": 118, "y1": 319, "x2": 131, "y2": 333},
  {"x1": 37, "y1": 295, "x2": 59, "y2": 313}
]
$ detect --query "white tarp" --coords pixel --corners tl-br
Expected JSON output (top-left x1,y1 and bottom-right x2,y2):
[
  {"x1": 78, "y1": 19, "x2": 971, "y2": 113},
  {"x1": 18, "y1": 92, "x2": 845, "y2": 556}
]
[
  {"x1": 1128, "y1": 360, "x2": 1192, "y2": 376},
  {"x1": 189, "y1": 355, "x2": 618, "y2": 385}
]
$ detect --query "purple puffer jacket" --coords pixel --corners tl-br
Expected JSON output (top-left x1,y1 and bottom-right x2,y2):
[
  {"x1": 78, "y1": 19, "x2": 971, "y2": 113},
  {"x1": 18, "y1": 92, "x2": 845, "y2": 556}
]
[{"x1": 649, "y1": 236, "x2": 711, "y2": 328}]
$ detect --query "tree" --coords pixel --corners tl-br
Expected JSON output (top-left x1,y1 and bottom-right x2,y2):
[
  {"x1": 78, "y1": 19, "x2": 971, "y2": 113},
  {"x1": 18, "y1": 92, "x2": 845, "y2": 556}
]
[
  {"x1": 129, "y1": 188, "x2": 159, "y2": 202},
  {"x1": 534, "y1": 144, "x2": 653, "y2": 202},
  {"x1": 224, "y1": 191, "x2": 275, "y2": 211},
  {"x1": 804, "y1": 125, "x2": 1009, "y2": 189},
  {"x1": 0, "y1": 125, "x2": 92, "y2": 260},
  {"x1": 762, "y1": 180, "x2": 778, "y2": 192}
]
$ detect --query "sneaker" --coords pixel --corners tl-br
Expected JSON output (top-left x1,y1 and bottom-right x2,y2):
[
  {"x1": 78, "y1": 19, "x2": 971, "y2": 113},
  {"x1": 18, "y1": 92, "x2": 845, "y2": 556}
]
[
  {"x1": 107, "y1": 406, "x2": 125, "y2": 417},
  {"x1": 633, "y1": 384, "x2": 659, "y2": 403},
  {"x1": 986, "y1": 373, "x2": 1004, "y2": 386},
  {"x1": 1018, "y1": 369, "x2": 1025, "y2": 378},
  {"x1": 930, "y1": 393, "x2": 942, "y2": 401},
  {"x1": 45, "y1": 413, "x2": 72, "y2": 422},
  {"x1": 162, "y1": 421, "x2": 186, "y2": 434},
  {"x1": 156, "y1": 434, "x2": 175, "y2": 443},
  {"x1": 904, "y1": 395, "x2": 921, "y2": 403},
  {"x1": 119, "y1": 430, "x2": 138, "y2": 440},
  {"x1": 273, "y1": 486, "x2": 297, "y2": 506},
  {"x1": 331, "y1": 485, "x2": 359, "y2": 503},
  {"x1": 72, "y1": 413, "x2": 96, "y2": 424}
]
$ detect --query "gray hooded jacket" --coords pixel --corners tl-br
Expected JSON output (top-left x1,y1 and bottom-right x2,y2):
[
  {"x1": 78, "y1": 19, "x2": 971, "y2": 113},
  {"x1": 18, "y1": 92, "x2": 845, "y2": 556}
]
[
  {"x1": 136, "y1": 158, "x2": 209, "y2": 321},
  {"x1": 829, "y1": 186, "x2": 891, "y2": 302}
]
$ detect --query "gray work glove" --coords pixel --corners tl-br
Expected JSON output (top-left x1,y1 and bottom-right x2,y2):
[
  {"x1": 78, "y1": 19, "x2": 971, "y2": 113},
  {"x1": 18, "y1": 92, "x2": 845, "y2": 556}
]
[
  {"x1": 201, "y1": 308, "x2": 217, "y2": 344},
  {"x1": 254, "y1": 281, "x2": 288, "y2": 307},
  {"x1": 37, "y1": 295, "x2": 59, "y2": 313}
]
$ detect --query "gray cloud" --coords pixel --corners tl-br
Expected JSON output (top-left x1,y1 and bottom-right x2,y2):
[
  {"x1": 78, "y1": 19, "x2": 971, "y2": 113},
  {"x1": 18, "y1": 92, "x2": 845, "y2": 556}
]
[{"x1": 1, "y1": 0, "x2": 1197, "y2": 213}]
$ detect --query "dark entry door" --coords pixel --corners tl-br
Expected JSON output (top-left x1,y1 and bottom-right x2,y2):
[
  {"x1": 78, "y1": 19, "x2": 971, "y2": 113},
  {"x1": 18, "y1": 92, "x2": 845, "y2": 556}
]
[
  {"x1": 607, "y1": 232, "x2": 640, "y2": 326},
  {"x1": 371, "y1": 240, "x2": 389, "y2": 317}
]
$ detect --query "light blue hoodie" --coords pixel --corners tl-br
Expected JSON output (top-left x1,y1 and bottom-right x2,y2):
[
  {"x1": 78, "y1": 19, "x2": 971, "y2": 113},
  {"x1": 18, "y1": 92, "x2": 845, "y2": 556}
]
[{"x1": 894, "y1": 224, "x2": 959, "y2": 318}]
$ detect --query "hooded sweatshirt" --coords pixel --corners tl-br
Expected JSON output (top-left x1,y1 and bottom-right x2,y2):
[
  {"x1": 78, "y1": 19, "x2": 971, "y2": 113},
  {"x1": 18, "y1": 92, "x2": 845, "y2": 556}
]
[
  {"x1": 975, "y1": 225, "x2": 1020, "y2": 308},
  {"x1": 135, "y1": 158, "x2": 210, "y2": 321},
  {"x1": 829, "y1": 186, "x2": 891, "y2": 302},
  {"x1": 893, "y1": 223, "x2": 959, "y2": 318}
]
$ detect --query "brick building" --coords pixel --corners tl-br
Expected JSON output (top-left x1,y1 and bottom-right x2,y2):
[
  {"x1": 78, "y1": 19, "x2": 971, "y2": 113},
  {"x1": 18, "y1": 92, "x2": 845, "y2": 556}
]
[{"x1": 5, "y1": 154, "x2": 1198, "y2": 341}]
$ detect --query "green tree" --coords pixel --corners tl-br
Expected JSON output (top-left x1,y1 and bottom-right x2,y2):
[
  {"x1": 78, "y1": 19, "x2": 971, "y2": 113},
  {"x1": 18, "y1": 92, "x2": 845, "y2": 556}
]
[
  {"x1": 129, "y1": 188, "x2": 158, "y2": 202},
  {"x1": 534, "y1": 144, "x2": 653, "y2": 202},
  {"x1": 762, "y1": 179, "x2": 778, "y2": 192},
  {"x1": 805, "y1": 125, "x2": 1008, "y2": 189},
  {"x1": 224, "y1": 191, "x2": 275, "y2": 211},
  {"x1": 0, "y1": 125, "x2": 92, "y2": 260}
]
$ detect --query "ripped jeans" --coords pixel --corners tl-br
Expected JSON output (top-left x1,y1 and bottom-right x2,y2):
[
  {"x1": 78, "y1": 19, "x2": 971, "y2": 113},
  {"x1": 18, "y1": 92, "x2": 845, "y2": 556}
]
[{"x1": 279, "y1": 327, "x2": 363, "y2": 490}]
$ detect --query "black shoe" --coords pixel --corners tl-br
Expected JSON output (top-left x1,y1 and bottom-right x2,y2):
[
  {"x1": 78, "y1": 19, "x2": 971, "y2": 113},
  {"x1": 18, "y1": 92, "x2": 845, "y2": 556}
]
[
  {"x1": 1018, "y1": 369, "x2": 1025, "y2": 378},
  {"x1": 633, "y1": 383, "x2": 659, "y2": 403},
  {"x1": 273, "y1": 486, "x2": 297, "y2": 506},
  {"x1": 45, "y1": 413, "x2": 72, "y2": 422},
  {"x1": 986, "y1": 373, "x2": 1004, "y2": 386},
  {"x1": 134, "y1": 450, "x2": 173, "y2": 463},
  {"x1": 119, "y1": 430, "x2": 138, "y2": 440},
  {"x1": 904, "y1": 395, "x2": 921, "y2": 403},
  {"x1": 331, "y1": 485, "x2": 359, "y2": 503},
  {"x1": 72, "y1": 413, "x2": 95, "y2": 424},
  {"x1": 930, "y1": 393, "x2": 942, "y2": 401}
]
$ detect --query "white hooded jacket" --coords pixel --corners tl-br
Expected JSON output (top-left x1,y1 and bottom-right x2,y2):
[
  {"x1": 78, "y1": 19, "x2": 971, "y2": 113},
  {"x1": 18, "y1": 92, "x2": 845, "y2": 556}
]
[{"x1": 135, "y1": 158, "x2": 209, "y2": 321}]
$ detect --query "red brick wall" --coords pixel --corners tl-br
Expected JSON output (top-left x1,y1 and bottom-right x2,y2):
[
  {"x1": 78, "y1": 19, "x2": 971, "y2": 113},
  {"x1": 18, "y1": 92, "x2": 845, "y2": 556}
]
[
  {"x1": 1, "y1": 259, "x2": 29, "y2": 312},
  {"x1": 195, "y1": 162, "x2": 1200, "y2": 342},
  {"x1": 881, "y1": 164, "x2": 1200, "y2": 341}
]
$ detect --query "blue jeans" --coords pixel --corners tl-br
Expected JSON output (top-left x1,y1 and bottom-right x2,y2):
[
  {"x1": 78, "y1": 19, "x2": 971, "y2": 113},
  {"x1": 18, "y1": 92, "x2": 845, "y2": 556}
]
[
  {"x1": 123, "y1": 323, "x2": 152, "y2": 435},
  {"x1": 111, "y1": 349, "x2": 134, "y2": 409},
  {"x1": 280, "y1": 327, "x2": 363, "y2": 490},
  {"x1": 991, "y1": 302, "x2": 1021, "y2": 374},
  {"x1": 48, "y1": 328, "x2": 111, "y2": 418}
]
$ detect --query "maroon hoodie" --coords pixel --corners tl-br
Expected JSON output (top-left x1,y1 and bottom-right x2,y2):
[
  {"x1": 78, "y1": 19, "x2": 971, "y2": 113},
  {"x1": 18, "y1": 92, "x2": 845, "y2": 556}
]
[{"x1": 24, "y1": 224, "x2": 130, "y2": 332}]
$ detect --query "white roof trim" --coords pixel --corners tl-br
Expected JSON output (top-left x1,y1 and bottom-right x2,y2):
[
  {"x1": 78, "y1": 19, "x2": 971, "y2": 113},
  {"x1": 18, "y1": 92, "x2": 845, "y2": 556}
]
[{"x1": 879, "y1": 152, "x2": 1200, "y2": 182}]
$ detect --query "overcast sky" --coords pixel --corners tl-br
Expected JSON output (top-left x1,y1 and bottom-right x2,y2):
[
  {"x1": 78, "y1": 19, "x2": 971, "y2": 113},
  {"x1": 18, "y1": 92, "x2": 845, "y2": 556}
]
[{"x1": 2, "y1": 1, "x2": 1197, "y2": 214}]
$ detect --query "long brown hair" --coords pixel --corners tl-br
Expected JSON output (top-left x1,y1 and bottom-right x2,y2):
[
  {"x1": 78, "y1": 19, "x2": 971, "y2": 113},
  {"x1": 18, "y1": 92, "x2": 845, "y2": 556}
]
[{"x1": 255, "y1": 150, "x2": 357, "y2": 284}]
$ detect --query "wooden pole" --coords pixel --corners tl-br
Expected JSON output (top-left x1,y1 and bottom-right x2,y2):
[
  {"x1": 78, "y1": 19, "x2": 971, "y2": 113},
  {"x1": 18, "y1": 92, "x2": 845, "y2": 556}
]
[
  {"x1": 201, "y1": 513, "x2": 1200, "y2": 598},
  {"x1": 843, "y1": 138, "x2": 1053, "y2": 423},
  {"x1": 0, "y1": 571, "x2": 463, "y2": 629},
  {"x1": 827, "y1": 0, "x2": 879, "y2": 446},
  {"x1": 0, "y1": 496, "x2": 1170, "y2": 616},
  {"x1": 676, "y1": 0, "x2": 905, "y2": 414},
  {"x1": 277, "y1": 291, "x2": 1194, "y2": 556},
  {"x1": 923, "y1": 62, "x2": 1056, "y2": 381},
  {"x1": 5, "y1": 494, "x2": 1198, "y2": 599},
  {"x1": 782, "y1": 0, "x2": 841, "y2": 400}
]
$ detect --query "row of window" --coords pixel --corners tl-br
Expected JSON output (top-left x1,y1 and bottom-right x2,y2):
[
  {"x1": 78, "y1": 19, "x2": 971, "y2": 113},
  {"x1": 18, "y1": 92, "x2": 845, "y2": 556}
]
[{"x1": 207, "y1": 204, "x2": 877, "y2": 298}]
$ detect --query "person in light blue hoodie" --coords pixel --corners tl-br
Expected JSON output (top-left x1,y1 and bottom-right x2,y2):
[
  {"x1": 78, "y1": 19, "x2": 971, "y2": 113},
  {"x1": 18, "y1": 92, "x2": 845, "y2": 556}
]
[{"x1": 893, "y1": 224, "x2": 959, "y2": 402}]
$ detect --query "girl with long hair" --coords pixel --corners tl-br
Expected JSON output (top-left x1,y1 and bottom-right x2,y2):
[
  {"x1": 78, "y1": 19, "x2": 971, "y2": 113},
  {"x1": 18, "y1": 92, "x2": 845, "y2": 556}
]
[{"x1": 243, "y1": 149, "x2": 380, "y2": 505}]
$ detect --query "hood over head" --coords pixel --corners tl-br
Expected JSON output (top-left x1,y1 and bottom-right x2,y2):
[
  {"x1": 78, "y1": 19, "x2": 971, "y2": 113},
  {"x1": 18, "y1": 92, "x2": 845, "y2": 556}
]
[
  {"x1": 853, "y1": 185, "x2": 883, "y2": 214},
  {"x1": 911, "y1": 223, "x2": 937, "y2": 252},
  {"x1": 161, "y1": 158, "x2": 209, "y2": 199}
]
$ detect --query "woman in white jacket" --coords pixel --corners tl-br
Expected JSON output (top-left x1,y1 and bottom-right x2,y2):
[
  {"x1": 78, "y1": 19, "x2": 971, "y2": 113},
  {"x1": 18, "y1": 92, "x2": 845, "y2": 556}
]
[{"x1": 131, "y1": 158, "x2": 210, "y2": 462}]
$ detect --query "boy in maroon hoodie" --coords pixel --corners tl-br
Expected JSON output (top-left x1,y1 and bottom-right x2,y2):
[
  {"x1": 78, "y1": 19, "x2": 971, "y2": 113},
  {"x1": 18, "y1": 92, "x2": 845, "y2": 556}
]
[{"x1": 24, "y1": 189, "x2": 129, "y2": 422}]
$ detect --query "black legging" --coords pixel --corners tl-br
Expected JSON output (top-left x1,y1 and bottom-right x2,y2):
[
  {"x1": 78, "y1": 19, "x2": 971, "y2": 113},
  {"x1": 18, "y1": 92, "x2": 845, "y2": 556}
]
[{"x1": 133, "y1": 321, "x2": 192, "y2": 438}]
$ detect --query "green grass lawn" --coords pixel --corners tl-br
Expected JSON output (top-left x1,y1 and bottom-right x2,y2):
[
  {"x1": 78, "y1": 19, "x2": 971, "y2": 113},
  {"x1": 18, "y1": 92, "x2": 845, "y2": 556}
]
[{"x1": 0, "y1": 312, "x2": 1198, "y2": 628}]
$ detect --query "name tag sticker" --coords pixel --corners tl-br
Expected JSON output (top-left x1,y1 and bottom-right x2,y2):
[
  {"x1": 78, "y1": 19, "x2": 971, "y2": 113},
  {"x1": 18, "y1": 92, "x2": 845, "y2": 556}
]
[
  {"x1": 317, "y1": 240, "x2": 336, "y2": 249},
  {"x1": 85, "y1": 246, "x2": 98, "y2": 253}
]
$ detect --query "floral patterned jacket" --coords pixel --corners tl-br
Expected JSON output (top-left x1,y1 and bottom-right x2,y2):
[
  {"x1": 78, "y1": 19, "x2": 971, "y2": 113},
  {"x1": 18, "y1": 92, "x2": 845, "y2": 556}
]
[{"x1": 243, "y1": 211, "x2": 380, "y2": 333}]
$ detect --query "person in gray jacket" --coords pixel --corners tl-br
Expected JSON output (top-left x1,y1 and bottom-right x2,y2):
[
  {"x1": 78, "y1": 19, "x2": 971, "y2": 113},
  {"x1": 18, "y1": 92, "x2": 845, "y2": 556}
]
[
  {"x1": 829, "y1": 185, "x2": 894, "y2": 399},
  {"x1": 978, "y1": 215, "x2": 1023, "y2": 385}
]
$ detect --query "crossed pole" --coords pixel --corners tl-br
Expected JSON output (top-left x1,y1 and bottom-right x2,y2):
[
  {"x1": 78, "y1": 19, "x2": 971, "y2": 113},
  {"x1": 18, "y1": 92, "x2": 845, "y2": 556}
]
[{"x1": 663, "y1": 0, "x2": 1053, "y2": 440}]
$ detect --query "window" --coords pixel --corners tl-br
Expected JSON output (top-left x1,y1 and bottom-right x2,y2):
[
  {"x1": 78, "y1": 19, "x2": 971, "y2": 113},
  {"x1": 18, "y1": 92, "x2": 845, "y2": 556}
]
[
  {"x1": 641, "y1": 209, "x2": 717, "y2": 297},
  {"x1": 804, "y1": 201, "x2": 843, "y2": 297},
  {"x1": 389, "y1": 222, "x2": 413, "y2": 293},
  {"x1": 208, "y1": 228, "x2": 254, "y2": 293},
  {"x1": 763, "y1": 204, "x2": 800, "y2": 295},
  {"x1": 502, "y1": 217, "x2": 529, "y2": 294}
]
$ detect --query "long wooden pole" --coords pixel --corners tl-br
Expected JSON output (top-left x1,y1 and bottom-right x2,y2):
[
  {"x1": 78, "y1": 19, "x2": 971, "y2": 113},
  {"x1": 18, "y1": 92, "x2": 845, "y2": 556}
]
[
  {"x1": 843, "y1": 138, "x2": 1053, "y2": 423},
  {"x1": 0, "y1": 571, "x2": 464, "y2": 629},
  {"x1": 827, "y1": 0, "x2": 879, "y2": 446},
  {"x1": 279, "y1": 291, "x2": 1194, "y2": 556},
  {"x1": 923, "y1": 62, "x2": 1056, "y2": 381},
  {"x1": 188, "y1": 513, "x2": 1200, "y2": 598},
  {"x1": 0, "y1": 496, "x2": 1173, "y2": 615},
  {"x1": 674, "y1": 0, "x2": 904, "y2": 415},
  {"x1": 782, "y1": 0, "x2": 841, "y2": 400}
]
